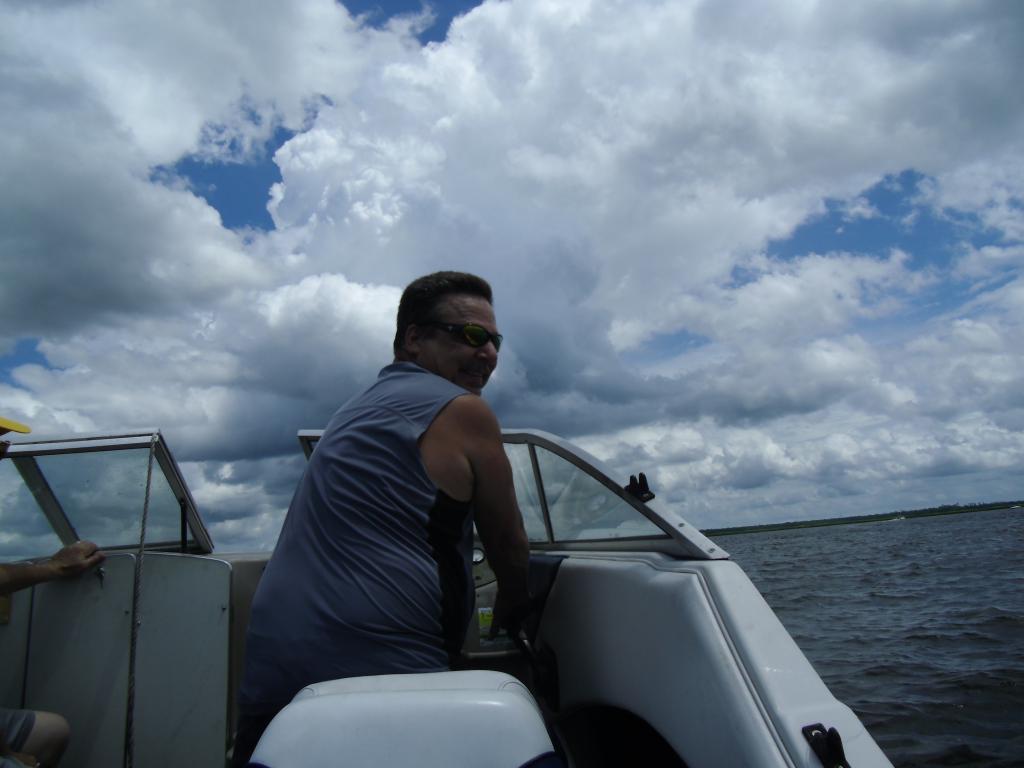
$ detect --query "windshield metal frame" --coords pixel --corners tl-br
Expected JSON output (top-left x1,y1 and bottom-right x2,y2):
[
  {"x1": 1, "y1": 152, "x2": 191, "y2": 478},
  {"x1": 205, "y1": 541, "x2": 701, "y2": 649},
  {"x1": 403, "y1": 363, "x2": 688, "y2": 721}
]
[{"x1": 3, "y1": 431, "x2": 213, "y2": 555}]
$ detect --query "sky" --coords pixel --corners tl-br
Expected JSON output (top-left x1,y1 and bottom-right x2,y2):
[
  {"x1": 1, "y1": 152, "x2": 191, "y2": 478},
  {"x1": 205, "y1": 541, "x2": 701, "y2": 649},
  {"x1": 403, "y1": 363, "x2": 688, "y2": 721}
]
[{"x1": 1, "y1": 0, "x2": 1022, "y2": 552}]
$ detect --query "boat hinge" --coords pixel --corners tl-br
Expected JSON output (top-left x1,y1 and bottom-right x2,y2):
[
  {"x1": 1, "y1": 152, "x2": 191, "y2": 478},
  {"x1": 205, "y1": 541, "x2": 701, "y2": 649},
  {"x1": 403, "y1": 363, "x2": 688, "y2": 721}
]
[{"x1": 802, "y1": 723, "x2": 851, "y2": 768}]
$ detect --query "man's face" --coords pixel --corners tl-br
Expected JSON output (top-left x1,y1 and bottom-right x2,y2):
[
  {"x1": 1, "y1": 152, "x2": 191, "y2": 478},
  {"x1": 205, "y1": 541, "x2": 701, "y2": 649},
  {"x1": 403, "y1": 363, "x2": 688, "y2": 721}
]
[{"x1": 406, "y1": 294, "x2": 499, "y2": 394}]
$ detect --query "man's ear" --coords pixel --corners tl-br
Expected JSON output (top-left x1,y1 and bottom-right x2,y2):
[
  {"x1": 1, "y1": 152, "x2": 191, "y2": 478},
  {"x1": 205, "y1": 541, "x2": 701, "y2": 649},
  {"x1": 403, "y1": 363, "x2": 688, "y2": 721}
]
[{"x1": 402, "y1": 324, "x2": 423, "y2": 357}]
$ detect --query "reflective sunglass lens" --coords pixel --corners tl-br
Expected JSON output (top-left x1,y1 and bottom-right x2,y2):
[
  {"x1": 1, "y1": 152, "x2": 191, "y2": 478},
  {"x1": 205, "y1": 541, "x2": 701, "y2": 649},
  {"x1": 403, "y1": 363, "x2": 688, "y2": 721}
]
[
  {"x1": 462, "y1": 324, "x2": 501, "y2": 350},
  {"x1": 463, "y1": 325, "x2": 488, "y2": 346}
]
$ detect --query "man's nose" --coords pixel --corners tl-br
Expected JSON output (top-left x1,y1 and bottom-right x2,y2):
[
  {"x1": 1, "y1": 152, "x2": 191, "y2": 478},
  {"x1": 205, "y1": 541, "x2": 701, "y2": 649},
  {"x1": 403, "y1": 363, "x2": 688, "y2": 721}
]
[{"x1": 476, "y1": 342, "x2": 499, "y2": 361}]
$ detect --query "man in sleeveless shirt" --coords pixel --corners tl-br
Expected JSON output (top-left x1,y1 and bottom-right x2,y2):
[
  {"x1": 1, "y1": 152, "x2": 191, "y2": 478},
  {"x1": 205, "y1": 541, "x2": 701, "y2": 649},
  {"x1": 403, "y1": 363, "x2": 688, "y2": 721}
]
[{"x1": 232, "y1": 272, "x2": 532, "y2": 766}]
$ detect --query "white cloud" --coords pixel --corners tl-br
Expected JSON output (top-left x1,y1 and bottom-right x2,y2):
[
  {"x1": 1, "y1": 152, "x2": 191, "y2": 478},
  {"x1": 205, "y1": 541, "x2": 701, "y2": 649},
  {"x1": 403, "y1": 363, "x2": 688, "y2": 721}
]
[
  {"x1": 578, "y1": 403, "x2": 1024, "y2": 529},
  {"x1": 921, "y1": 155, "x2": 1024, "y2": 243},
  {"x1": 2, "y1": 0, "x2": 1023, "y2": 549}
]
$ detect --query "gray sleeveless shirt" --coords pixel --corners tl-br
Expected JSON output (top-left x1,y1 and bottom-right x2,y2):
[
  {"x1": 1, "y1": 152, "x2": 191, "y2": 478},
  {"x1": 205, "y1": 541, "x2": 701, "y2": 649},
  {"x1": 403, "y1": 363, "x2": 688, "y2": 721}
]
[{"x1": 239, "y1": 362, "x2": 474, "y2": 714}]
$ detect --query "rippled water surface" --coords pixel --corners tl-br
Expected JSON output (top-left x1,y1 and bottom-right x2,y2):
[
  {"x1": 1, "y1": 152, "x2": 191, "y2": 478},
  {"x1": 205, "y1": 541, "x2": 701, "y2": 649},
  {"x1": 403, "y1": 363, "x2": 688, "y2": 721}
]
[{"x1": 714, "y1": 508, "x2": 1024, "y2": 768}]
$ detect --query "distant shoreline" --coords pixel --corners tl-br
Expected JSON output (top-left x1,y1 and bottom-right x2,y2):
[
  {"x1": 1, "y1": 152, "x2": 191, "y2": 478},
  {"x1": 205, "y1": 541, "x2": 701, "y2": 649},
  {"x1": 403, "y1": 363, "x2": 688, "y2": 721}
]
[{"x1": 701, "y1": 500, "x2": 1024, "y2": 537}]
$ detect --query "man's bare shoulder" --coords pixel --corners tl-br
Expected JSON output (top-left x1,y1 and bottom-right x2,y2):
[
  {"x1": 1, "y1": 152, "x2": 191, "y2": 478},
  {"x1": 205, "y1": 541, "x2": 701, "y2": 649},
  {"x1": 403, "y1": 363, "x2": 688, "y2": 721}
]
[
  {"x1": 436, "y1": 393, "x2": 501, "y2": 437},
  {"x1": 421, "y1": 394, "x2": 504, "y2": 501}
]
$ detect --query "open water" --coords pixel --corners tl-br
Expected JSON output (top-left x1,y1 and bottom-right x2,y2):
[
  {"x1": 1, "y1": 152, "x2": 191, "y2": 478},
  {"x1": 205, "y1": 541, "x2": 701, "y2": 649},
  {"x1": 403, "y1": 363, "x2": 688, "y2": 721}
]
[{"x1": 714, "y1": 507, "x2": 1024, "y2": 767}]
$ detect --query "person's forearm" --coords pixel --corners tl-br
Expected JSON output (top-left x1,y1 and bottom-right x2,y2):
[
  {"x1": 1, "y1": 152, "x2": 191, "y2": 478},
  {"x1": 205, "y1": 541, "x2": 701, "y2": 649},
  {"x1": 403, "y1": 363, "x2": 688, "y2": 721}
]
[
  {"x1": 0, "y1": 560, "x2": 58, "y2": 596},
  {"x1": 483, "y1": 528, "x2": 531, "y2": 606},
  {"x1": 474, "y1": 488, "x2": 532, "y2": 608}
]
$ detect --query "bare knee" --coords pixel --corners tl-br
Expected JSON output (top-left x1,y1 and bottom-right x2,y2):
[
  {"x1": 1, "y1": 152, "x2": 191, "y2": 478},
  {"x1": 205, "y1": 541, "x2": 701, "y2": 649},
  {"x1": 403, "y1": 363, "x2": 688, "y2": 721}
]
[{"x1": 21, "y1": 711, "x2": 69, "y2": 767}]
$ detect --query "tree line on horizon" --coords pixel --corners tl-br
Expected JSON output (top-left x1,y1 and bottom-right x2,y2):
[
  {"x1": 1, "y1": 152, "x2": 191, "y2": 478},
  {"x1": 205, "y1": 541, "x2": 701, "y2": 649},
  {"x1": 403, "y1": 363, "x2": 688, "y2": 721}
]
[{"x1": 702, "y1": 500, "x2": 1024, "y2": 537}]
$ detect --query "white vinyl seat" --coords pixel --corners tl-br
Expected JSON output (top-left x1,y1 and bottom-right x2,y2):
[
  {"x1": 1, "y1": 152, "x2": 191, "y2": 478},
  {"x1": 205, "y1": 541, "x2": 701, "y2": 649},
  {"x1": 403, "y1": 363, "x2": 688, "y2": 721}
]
[{"x1": 249, "y1": 670, "x2": 556, "y2": 767}]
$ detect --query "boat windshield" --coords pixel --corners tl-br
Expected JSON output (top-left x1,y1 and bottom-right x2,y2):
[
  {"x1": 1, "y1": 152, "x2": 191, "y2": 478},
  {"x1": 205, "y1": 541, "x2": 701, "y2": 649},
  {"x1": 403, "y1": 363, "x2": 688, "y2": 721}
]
[
  {"x1": 504, "y1": 442, "x2": 664, "y2": 542},
  {"x1": 1, "y1": 433, "x2": 212, "y2": 561},
  {"x1": 299, "y1": 429, "x2": 675, "y2": 546}
]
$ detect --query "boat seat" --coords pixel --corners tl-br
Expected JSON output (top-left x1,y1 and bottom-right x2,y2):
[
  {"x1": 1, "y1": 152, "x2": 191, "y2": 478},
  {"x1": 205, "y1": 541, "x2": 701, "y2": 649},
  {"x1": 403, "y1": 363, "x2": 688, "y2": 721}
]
[{"x1": 249, "y1": 670, "x2": 560, "y2": 768}]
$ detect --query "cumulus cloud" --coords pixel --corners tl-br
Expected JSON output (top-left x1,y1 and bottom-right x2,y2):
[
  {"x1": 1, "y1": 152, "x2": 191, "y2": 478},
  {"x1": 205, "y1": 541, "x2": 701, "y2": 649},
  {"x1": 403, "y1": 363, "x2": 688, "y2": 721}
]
[{"x1": 1, "y1": 0, "x2": 1022, "y2": 549}]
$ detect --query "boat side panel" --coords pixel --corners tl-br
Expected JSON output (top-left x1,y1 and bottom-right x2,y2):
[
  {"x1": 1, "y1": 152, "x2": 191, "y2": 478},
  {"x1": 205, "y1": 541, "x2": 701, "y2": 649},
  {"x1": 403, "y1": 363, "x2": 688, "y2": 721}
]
[
  {"x1": 697, "y1": 561, "x2": 893, "y2": 767},
  {"x1": 0, "y1": 590, "x2": 32, "y2": 707},
  {"x1": 220, "y1": 553, "x2": 271, "y2": 734},
  {"x1": 132, "y1": 553, "x2": 231, "y2": 768},
  {"x1": 26, "y1": 553, "x2": 135, "y2": 768},
  {"x1": 538, "y1": 556, "x2": 792, "y2": 767}
]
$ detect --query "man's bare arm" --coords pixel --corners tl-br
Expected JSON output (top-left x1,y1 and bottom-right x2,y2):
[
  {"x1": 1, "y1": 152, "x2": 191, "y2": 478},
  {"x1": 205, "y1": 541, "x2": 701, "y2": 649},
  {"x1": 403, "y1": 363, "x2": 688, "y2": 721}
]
[
  {"x1": 426, "y1": 396, "x2": 531, "y2": 625},
  {"x1": 0, "y1": 541, "x2": 105, "y2": 596}
]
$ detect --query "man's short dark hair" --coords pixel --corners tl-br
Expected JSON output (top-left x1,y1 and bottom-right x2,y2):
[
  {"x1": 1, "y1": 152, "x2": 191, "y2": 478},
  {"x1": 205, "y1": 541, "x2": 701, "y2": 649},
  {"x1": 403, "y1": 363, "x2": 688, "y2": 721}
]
[{"x1": 393, "y1": 271, "x2": 494, "y2": 354}]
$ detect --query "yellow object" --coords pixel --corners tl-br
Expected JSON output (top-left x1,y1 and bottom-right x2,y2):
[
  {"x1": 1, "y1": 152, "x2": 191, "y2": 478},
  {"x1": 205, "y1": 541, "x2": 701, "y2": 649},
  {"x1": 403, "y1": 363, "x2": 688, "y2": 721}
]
[
  {"x1": 0, "y1": 415, "x2": 31, "y2": 436},
  {"x1": 477, "y1": 606, "x2": 494, "y2": 635}
]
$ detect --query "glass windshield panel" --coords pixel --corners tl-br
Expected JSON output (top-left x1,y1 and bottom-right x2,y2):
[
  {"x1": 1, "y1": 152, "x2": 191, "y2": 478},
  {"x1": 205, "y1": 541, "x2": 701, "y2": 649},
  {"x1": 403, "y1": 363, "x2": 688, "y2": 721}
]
[
  {"x1": 504, "y1": 443, "x2": 549, "y2": 542},
  {"x1": 32, "y1": 449, "x2": 190, "y2": 549},
  {"x1": 534, "y1": 446, "x2": 665, "y2": 541},
  {"x1": 0, "y1": 459, "x2": 64, "y2": 561}
]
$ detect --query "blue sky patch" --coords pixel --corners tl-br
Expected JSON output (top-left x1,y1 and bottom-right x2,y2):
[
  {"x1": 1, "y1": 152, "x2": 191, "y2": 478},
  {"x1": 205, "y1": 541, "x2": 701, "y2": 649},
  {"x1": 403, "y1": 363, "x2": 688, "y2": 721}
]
[
  {"x1": 343, "y1": 0, "x2": 482, "y2": 44},
  {"x1": 168, "y1": 125, "x2": 294, "y2": 231},
  {"x1": 1, "y1": 338, "x2": 49, "y2": 386},
  {"x1": 624, "y1": 328, "x2": 712, "y2": 365},
  {"x1": 767, "y1": 170, "x2": 999, "y2": 270}
]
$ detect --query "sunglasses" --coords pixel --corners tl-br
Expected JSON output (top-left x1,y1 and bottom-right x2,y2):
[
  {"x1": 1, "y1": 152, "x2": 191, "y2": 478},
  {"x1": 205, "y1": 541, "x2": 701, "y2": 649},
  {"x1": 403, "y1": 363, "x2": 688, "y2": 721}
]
[{"x1": 422, "y1": 321, "x2": 503, "y2": 351}]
